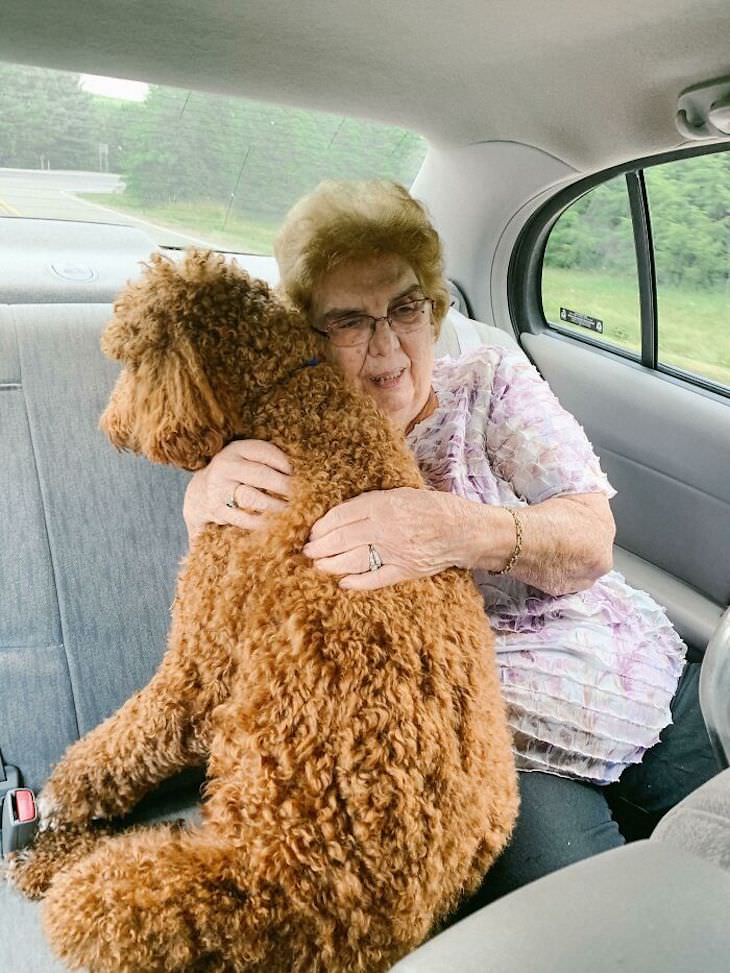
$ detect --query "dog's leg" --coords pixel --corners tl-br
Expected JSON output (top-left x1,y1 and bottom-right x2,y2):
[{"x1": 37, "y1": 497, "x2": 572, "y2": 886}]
[
  {"x1": 5, "y1": 821, "x2": 114, "y2": 900},
  {"x1": 8, "y1": 626, "x2": 225, "y2": 898},
  {"x1": 37, "y1": 599, "x2": 236, "y2": 831},
  {"x1": 41, "y1": 822, "x2": 274, "y2": 973}
]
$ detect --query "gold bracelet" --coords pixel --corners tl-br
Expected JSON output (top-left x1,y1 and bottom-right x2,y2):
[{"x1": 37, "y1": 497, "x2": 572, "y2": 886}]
[{"x1": 487, "y1": 507, "x2": 523, "y2": 576}]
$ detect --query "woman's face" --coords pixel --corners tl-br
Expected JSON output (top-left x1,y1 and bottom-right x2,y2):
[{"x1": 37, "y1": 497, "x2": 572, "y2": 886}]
[{"x1": 311, "y1": 253, "x2": 435, "y2": 431}]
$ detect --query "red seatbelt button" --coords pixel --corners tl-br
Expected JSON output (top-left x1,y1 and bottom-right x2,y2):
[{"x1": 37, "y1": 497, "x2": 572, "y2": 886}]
[{"x1": 14, "y1": 789, "x2": 36, "y2": 824}]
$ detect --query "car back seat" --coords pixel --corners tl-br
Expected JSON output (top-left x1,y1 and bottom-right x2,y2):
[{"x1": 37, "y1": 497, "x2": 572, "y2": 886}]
[{"x1": 1, "y1": 302, "x2": 190, "y2": 794}]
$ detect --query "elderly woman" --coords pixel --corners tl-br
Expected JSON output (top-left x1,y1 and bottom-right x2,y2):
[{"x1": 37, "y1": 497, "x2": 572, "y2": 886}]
[{"x1": 183, "y1": 180, "x2": 718, "y2": 909}]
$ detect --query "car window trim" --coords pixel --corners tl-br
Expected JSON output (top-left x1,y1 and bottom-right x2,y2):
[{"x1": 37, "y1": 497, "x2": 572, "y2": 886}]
[{"x1": 626, "y1": 169, "x2": 658, "y2": 369}]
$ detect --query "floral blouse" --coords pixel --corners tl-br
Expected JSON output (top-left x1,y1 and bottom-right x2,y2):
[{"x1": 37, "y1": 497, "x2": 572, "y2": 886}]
[{"x1": 406, "y1": 346, "x2": 686, "y2": 786}]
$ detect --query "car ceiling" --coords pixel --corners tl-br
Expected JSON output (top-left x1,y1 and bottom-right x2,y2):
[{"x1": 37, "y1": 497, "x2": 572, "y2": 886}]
[{"x1": 2, "y1": 0, "x2": 730, "y2": 173}]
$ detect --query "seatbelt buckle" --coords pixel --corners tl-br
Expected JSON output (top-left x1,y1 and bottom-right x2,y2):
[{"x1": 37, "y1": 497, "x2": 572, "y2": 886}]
[
  {"x1": 1, "y1": 787, "x2": 38, "y2": 857},
  {"x1": 0, "y1": 761, "x2": 39, "y2": 857}
]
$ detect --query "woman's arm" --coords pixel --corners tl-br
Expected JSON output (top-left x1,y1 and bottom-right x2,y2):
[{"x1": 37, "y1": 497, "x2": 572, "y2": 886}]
[
  {"x1": 473, "y1": 349, "x2": 617, "y2": 594},
  {"x1": 303, "y1": 487, "x2": 615, "y2": 595},
  {"x1": 461, "y1": 492, "x2": 615, "y2": 596}
]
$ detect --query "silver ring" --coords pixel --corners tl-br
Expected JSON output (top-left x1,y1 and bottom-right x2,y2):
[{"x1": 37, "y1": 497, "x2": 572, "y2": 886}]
[
  {"x1": 368, "y1": 544, "x2": 384, "y2": 572},
  {"x1": 225, "y1": 488, "x2": 239, "y2": 510}
]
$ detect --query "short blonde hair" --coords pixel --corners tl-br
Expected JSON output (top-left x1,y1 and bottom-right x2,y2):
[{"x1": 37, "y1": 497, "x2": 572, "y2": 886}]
[{"x1": 274, "y1": 180, "x2": 449, "y2": 337}]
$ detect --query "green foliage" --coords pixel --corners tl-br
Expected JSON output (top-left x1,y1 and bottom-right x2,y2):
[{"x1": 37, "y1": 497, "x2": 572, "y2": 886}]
[
  {"x1": 117, "y1": 85, "x2": 427, "y2": 224},
  {"x1": 0, "y1": 62, "x2": 427, "y2": 228},
  {"x1": 544, "y1": 178, "x2": 636, "y2": 275},
  {"x1": 645, "y1": 154, "x2": 730, "y2": 290},
  {"x1": 92, "y1": 97, "x2": 139, "y2": 173},
  {"x1": 0, "y1": 64, "x2": 96, "y2": 169},
  {"x1": 545, "y1": 156, "x2": 730, "y2": 292}
]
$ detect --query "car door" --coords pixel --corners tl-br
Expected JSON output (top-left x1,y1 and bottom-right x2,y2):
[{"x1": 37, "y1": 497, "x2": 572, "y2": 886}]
[{"x1": 508, "y1": 145, "x2": 730, "y2": 656}]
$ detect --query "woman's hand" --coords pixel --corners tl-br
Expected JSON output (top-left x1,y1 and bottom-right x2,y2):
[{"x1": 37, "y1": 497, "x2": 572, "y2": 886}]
[
  {"x1": 302, "y1": 487, "x2": 485, "y2": 591},
  {"x1": 182, "y1": 440, "x2": 292, "y2": 542}
]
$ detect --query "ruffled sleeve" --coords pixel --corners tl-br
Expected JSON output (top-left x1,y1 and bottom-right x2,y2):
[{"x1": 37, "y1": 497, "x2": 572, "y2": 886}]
[{"x1": 485, "y1": 348, "x2": 616, "y2": 504}]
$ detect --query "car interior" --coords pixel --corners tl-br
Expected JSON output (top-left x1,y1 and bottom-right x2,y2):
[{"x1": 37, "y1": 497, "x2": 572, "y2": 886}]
[{"x1": 1, "y1": 1, "x2": 729, "y2": 971}]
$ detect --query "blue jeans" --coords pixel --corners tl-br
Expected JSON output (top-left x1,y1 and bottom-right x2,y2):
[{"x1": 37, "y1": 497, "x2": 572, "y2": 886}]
[{"x1": 450, "y1": 661, "x2": 721, "y2": 921}]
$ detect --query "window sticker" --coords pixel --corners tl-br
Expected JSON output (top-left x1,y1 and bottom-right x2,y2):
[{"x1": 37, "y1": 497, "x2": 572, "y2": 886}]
[{"x1": 560, "y1": 307, "x2": 604, "y2": 334}]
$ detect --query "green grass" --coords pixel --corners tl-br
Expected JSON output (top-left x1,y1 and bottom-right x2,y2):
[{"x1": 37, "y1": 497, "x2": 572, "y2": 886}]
[
  {"x1": 542, "y1": 267, "x2": 730, "y2": 388},
  {"x1": 80, "y1": 193, "x2": 279, "y2": 254}
]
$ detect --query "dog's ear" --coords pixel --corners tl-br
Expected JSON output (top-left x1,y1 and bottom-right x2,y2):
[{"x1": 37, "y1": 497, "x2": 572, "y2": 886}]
[
  {"x1": 99, "y1": 252, "x2": 235, "y2": 470},
  {"x1": 99, "y1": 368, "x2": 140, "y2": 454},
  {"x1": 100, "y1": 335, "x2": 230, "y2": 470}
]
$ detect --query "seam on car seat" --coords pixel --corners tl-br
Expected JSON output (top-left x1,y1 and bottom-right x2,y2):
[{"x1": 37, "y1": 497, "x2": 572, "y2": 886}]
[
  {"x1": 0, "y1": 641, "x2": 65, "y2": 653},
  {"x1": 13, "y1": 316, "x2": 81, "y2": 740}
]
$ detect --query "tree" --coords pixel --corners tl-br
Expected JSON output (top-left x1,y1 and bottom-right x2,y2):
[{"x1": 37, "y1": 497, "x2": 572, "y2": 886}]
[
  {"x1": 544, "y1": 155, "x2": 730, "y2": 292},
  {"x1": 0, "y1": 64, "x2": 96, "y2": 169},
  {"x1": 118, "y1": 87, "x2": 427, "y2": 222}
]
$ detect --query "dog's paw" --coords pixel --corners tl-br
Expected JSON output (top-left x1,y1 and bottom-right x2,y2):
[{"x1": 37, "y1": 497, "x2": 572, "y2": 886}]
[
  {"x1": 35, "y1": 789, "x2": 63, "y2": 832},
  {"x1": 5, "y1": 845, "x2": 47, "y2": 900},
  {"x1": 6, "y1": 822, "x2": 113, "y2": 900},
  {"x1": 36, "y1": 776, "x2": 108, "y2": 829},
  {"x1": 33, "y1": 781, "x2": 88, "y2": 833},
  {"x1": 42, "y1": 829, "x2": 205, "y2": 973}
]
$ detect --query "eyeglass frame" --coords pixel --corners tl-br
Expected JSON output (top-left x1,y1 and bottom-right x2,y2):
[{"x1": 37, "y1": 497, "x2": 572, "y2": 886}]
[{"x1": 311, "y1": 296, "x2": 435, "y2": 347}]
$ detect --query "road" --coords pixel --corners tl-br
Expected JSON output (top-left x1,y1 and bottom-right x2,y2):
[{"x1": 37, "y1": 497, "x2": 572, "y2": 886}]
[{"x1": 0, "y1": 168, "x2": 224, "y2": 248}]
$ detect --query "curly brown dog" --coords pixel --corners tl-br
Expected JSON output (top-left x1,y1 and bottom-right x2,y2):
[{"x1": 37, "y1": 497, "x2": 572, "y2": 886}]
[{"x1": 9, "y1": 250, "x2": 518, "y2": 973}]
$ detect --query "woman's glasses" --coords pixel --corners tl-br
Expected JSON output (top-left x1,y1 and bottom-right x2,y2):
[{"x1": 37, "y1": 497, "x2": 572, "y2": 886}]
[{"x1": 313, "y1": 297, "x2": 434, "y2": 348}]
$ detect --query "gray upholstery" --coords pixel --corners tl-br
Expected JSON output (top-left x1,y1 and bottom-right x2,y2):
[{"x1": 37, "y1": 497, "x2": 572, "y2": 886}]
[
  {"x1": 1, "y1": 296, "x2": 204, "y2": 970},
  {"x1": 0, "y1": 218, "x2": 280, "y2": 304},
  {"x1": 390, "y1": 842, "x2": 730, "y2": 972},
  {"x1": 699, "y1": 608, "x2": 730, "y2": 767},
  {"x1": 0, "y1": 218, "x2": 162, "y2": 304},
  {"x1": 0, "y1": 303, "x2": 190, "y2": 793},
  {"x1": 612, "y1": 547, "x2": 725, "y2": 653},
  {"x1": 1, "y1": 318, "x2": 77, "y2": 785},
  {"x1": 652, "y1": 767, "x2": 730, "y2": 873},
  {"x1": 2, "y1": 891, "x2": 69, "y2": 973}
]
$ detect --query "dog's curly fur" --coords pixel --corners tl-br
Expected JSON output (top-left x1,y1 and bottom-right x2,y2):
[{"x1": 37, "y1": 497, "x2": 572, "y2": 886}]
[{"x1": 9, "y1": 251, "x2": 519, "y2": 973}]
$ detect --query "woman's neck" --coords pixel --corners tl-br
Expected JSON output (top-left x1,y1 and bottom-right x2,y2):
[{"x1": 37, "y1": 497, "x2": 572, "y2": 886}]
[{"x1": 404, "y1": 387, "x2": 438, "y2": 436}]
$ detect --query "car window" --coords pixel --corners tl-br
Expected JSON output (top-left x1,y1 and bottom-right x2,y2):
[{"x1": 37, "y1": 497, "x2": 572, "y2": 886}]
[
  {"x1": 644, "y1": 154, "x2": 730, "y2": 387},
  {"x1": 0, "y1": 62, "x2": 427, "y2": 254},
  {"x1": 541, "y1": 176, "x2": 641, "y2": 356},
  {"x1": 539, "y1": 149, "x2": 730, "y2": 393}
]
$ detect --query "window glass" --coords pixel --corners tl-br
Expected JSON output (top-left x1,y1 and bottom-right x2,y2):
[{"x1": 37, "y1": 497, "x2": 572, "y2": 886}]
[
  {"x1": 0, "y1": 62, "x2": 428, "y2": 254},
  {"x1": 644, "y1": 154, "x2": 730, "y2": 388},
  {"x1": 541, "y1": 176, "x2": 641, "y2": 354}
]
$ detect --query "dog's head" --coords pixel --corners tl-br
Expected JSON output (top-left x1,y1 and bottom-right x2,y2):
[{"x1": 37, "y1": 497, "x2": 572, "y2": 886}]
[{"x1": 99, "y1": 250, "x2": 323, "y2": 470}]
